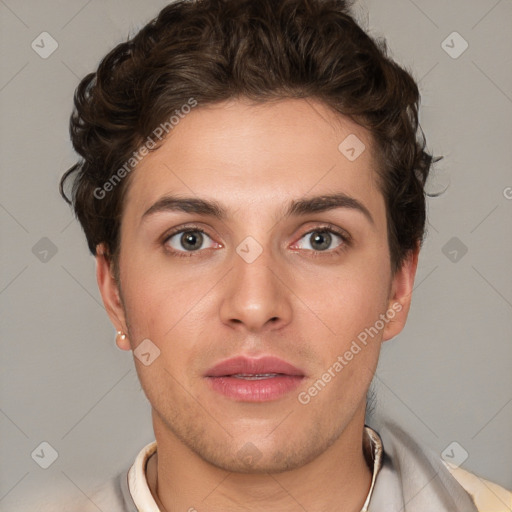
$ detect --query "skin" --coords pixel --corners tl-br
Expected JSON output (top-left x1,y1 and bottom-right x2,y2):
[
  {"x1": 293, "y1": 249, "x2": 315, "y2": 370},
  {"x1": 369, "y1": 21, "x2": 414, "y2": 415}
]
[{"x1": 96, "y1": 98, "x2": 418, "y2": 512}]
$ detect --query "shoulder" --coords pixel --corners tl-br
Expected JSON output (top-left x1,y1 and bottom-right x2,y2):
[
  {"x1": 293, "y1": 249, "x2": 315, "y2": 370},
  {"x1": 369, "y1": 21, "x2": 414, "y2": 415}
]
[
  {"x1": 445, "y1": 463, "x2": 512, "y2": 512},
  {"x1": 368, "y1": 417, "x2": 511, "y2": 512},
  {"x1": 59, "y1": 471, "x2": 137, "y2": 512}
]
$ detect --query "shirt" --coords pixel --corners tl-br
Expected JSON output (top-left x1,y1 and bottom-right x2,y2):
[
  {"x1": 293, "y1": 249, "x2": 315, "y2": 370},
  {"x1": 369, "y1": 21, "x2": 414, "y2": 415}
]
[{"x1": 61, "y1": 419, "x2": 512, "y2": 511}]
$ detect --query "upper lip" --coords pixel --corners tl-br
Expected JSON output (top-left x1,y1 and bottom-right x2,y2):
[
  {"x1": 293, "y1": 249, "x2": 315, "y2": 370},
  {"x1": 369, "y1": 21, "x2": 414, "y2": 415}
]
[{"x1": 205, "y1": 356, "x2": 305, "y2": 377}]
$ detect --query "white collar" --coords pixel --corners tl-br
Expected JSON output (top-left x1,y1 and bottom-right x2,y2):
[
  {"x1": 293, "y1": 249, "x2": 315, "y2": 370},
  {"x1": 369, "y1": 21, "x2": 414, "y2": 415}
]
[{"x1": 127, "y1": 426, "x2": 383, "y2": 511}]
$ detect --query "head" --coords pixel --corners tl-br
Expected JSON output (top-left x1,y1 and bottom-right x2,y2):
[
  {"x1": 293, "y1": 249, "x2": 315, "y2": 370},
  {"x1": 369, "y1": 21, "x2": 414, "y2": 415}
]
[{"x1": 60, "y1": 0, "x2": 435, "y2": 473}]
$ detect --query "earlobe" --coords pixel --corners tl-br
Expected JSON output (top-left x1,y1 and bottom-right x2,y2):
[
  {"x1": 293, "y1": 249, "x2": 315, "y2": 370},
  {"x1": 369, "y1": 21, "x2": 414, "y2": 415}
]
[
  {"x1": 382, "y1": 245, "x2": 420, "y2": 342},
  {"x1": 95, "y1": 243, "x2": 131, "y2": 351}
]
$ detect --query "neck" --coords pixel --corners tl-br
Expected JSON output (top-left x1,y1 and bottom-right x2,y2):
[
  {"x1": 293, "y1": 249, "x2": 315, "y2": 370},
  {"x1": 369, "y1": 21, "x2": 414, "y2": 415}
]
[{"x1": 146, "y1": 409, "x2": 373, "y2": 512}]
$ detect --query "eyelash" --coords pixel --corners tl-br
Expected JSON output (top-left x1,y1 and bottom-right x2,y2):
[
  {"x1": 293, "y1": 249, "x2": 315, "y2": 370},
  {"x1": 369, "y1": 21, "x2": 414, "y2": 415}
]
[
  {"x1": 162, "y1": 223, "x2": 351, "y2": 259},
  {"x1": 162, "y1": 225, "x2": 216, "y2": 259}
]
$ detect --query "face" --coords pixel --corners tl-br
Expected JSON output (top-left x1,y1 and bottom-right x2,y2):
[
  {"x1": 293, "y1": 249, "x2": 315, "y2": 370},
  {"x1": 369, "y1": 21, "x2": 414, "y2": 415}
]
[{"x1": 97, "y1": 98, "x2": 417, "y2": 473}]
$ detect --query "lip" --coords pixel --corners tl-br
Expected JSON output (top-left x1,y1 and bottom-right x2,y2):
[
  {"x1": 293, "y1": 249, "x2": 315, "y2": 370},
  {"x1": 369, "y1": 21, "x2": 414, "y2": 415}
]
[
  {"x1": 205, "y1": 356, "x2": 305, "y2": 377},
  {"x1": 205, "y1": 356, "x2": 305, "y2": 402}
]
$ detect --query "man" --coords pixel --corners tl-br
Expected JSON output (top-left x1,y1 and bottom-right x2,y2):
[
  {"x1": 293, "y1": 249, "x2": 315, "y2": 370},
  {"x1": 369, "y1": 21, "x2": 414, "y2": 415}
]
[{"x1": 59, "y1": 0, "x2": 511, "y2": 510}]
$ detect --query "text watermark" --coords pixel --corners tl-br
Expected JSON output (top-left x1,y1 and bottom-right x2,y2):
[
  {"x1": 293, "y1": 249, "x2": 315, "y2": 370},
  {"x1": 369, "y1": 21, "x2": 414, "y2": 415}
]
[
  {"x1": 298, "y1": 302, "x2": 402, "y2": 405},
  {"x1": 93, "y1": 97, "x2": 198, "y2": 200}
]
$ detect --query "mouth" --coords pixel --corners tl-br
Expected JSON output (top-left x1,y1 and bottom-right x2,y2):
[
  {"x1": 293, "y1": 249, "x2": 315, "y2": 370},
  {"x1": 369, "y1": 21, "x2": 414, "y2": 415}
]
[
  {"x1": 231, "y1": 373, "x2": 284, "y2": 380},
  {"x1": 205, "y1": 356, "x2": 305, "y2": 402}
]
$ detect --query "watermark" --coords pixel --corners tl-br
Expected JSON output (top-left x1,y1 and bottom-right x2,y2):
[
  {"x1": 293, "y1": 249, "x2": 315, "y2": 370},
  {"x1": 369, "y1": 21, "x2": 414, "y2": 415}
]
[
  {"x1": 237, "y1": 441, "x2": 263, "y2": 467},
  {"x1": 441, "y1": 441, "x2": 469, "y2": 468},
  {"x1": 31, "y1": 32, "x2": 58, "y2": 59},
  {"x1": 93, "y1": 97, "x2": 198, "y2": 200},
  {"x1": 31, "y1": 441, "x2": 59, "y2": 469},
  {"x1": 236, "y1": 236, "x2": 264, "y2": 263},
  {"x1": 297, "y1": 302, "x2": 402, "y2": 405},
  {"x1": 504, "y1": 186, "x2": 512, "y2": 200},
  {"x1": 32, "y1": 237, "x2": 58, "y2": 263},
  {"x1": 133, "y1": 338, "x2": 161, "y2": 366},
  {"x1": 442, "y1": 236, "x2": 468, "y2": 263},
  {"x1": 338, "y1": 133, "x2": 366, "y2": 161},
  {"x1": 441, "y1": 31, "x2": 469, "y2": 60}
]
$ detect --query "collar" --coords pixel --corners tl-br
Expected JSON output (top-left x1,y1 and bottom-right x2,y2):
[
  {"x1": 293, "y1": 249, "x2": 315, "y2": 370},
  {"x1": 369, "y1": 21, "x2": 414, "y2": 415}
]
[{"x1": 127, "y1": 426, "x2": 384, "y2": 512}]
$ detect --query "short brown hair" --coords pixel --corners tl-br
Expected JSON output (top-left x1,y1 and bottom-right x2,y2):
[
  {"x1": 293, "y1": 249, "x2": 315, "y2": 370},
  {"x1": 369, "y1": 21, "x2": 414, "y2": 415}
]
[{"x1": 60, "y1": 0, "x2": 437, "y2": 276}]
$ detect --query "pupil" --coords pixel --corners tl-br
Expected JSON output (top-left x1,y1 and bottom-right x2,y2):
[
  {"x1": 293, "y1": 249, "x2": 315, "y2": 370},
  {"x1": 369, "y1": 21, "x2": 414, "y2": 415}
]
[
  {"x1": 182, "y1": 232, "x2": 202, "y2": 251},
  {"x1": 311, "y1": 231, "x2": 331, "y2": 251}
]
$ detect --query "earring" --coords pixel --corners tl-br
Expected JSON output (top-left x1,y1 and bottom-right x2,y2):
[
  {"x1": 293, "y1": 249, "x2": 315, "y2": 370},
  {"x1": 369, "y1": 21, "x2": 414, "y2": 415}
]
[{"x1": 116, "y1": 330, "x2": 127, "y2": 341}]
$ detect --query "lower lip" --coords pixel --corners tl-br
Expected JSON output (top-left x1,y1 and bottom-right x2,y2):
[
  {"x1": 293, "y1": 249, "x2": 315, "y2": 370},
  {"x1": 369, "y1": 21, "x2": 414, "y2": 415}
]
[{"x1": 206, "y1": 375, "x2": 304, "y2": 402}]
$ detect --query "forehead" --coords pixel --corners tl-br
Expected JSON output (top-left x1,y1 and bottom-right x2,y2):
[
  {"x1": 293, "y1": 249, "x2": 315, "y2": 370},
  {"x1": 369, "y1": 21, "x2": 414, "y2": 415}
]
[{"x1": 123, "y1": 98, "x2": 384, "y2": 226}]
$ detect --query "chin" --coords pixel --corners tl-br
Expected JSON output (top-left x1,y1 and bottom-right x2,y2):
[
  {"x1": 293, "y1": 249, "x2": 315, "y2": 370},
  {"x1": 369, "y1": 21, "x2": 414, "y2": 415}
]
[{"x1": 189, "y1": 428, "x2": 337, "y2": 475}]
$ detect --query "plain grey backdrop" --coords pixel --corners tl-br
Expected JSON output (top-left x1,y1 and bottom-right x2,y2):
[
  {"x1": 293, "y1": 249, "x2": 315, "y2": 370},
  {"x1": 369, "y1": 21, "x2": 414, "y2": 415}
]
[{"x1": 1, "y1": 0, "x2": 511, "y2": 510}]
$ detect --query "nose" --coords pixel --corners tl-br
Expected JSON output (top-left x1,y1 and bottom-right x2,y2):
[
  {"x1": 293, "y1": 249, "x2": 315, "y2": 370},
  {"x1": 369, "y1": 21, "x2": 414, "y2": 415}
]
[{"x1": 219, "y1": 245, "x2": 293, "y2": 333}]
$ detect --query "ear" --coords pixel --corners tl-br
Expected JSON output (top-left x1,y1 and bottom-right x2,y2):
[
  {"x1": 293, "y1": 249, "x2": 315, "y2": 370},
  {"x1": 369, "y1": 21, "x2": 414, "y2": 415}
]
[
  {"x1": 95, "y1": 243, "x2": 130, "y2": 351},
  {"x1": 382, "y1": 244, "x2": 420, "y2": 342}
]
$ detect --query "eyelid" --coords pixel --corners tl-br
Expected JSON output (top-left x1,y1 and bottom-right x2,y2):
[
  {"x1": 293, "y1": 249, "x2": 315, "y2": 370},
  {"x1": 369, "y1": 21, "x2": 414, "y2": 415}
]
[
  {"x1": 162, "y1": 224, "x2": 211, "y2": 243},
  {"x1": 290, "y1": 223, "x2": 351, "y2": 251},
  {"x1": 161, "y1": 222, "x2": 352, "y2": 257},
  {"x1": 295, "y1": 223, "x2": 352, "y2": 244},
  {"x1": 162, "y1": 224, "x2": 220, "y2": 255}
]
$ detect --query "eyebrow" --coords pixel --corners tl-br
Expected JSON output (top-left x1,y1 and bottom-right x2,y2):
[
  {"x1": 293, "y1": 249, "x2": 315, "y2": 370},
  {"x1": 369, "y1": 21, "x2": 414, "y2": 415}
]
[{"x1": 141, "y1": 192, "x2": 374, "y2": 225}]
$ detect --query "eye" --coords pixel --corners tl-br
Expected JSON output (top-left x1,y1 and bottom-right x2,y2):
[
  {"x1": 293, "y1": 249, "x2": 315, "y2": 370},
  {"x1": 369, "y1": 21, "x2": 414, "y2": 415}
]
[
  {"x1": 164, "y1": 228, "x2": 217, "y2": 254},
  {"x1": 293, "y1": 226, "x2": 349, "y2": 254}
]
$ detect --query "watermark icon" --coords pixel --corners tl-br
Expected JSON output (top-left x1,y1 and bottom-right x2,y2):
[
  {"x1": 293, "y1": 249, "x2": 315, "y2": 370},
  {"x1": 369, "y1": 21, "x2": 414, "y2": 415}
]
[
  {"x1": 134, "y1": 338, "x2": 161, "y2": 366},
  {"x1": 32, "y1": 237, "x2": 58, "y2": 263},
  {"x1": 93, "y1": 98, "x2": 198, "y2": 200},
  {"x1": 298, "y1": 302, "x2": 402, "y2": 405},
  {"x1": 441, "y1": 32, "x2": 469, "y2": 60},
  {"x1": 338, "y1": 134, "x2": 366, "y2": 161},
  {"x1": 503, "y1": 187, "x2": 512, "y2": 200},
  {"x1": 237, "y1": 441, "x2": 263, "y2": 467},
  {"x1": 441, "y1": 441, "x2": 469, "y2": 468},
  {"x1": 236, "y1": 236, "x2": 264, "y2": 263},
  {"x1": 31, "y1": 441, "x2": 59, "y2": 469},
  {"x1": 442, "y1": 237, "x2": 468, "y2": 263},
  {"x1": 31, "y1": 32, "x2": 58, "y2": 59}
]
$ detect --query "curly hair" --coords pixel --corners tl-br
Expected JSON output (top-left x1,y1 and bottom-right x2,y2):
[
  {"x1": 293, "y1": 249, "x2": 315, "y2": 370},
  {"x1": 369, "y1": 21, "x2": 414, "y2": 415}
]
[{"x1": 60, "y1": 0, "x2": 437, "y2": 276}]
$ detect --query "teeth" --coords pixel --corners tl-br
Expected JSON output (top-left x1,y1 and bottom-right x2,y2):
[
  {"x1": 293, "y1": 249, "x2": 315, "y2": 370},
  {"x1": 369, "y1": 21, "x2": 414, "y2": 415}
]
[{"x1": 232, "y1": 373, "x2": 280, "y2": 380}]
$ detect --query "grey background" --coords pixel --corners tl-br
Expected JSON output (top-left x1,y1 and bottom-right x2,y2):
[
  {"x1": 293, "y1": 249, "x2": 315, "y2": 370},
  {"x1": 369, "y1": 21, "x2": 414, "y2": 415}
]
[{"x1": 0, "y1": 0, "x2": 511, "y2": 510}]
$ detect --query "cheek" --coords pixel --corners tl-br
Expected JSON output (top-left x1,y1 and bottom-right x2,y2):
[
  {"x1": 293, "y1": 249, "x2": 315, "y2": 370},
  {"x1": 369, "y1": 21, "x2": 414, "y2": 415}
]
[
  {"x1": 298, "y1": 261, "x2": 391, "y2": 343},
  {"x1": 120, "y1": 257, "x2": 214, "y2": 369},
  {"x1": 292, "y1": 259, "x2": 391, "y2": 403},
  {"x1": 299, "y1": 276, "x2": 385, "y2": 410},
  {"x1": 121, "y1": 252, "x2": 195, "y2": 328}
]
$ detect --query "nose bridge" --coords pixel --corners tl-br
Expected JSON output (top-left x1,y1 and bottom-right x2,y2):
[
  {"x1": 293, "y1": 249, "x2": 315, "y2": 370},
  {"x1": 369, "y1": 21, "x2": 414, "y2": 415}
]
[{"x1": 219, "y1": 237, "x2": 292, "y2": 331}]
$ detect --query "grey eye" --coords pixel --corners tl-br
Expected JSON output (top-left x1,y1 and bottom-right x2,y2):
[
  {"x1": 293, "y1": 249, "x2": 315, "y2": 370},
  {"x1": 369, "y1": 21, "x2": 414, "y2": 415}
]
[
  {"x1": 166, "y1": 230, "x2": 214, "y2": 252},
  {"x1": 296, "y1": 230, "x2": 343, "y2": 252}
]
